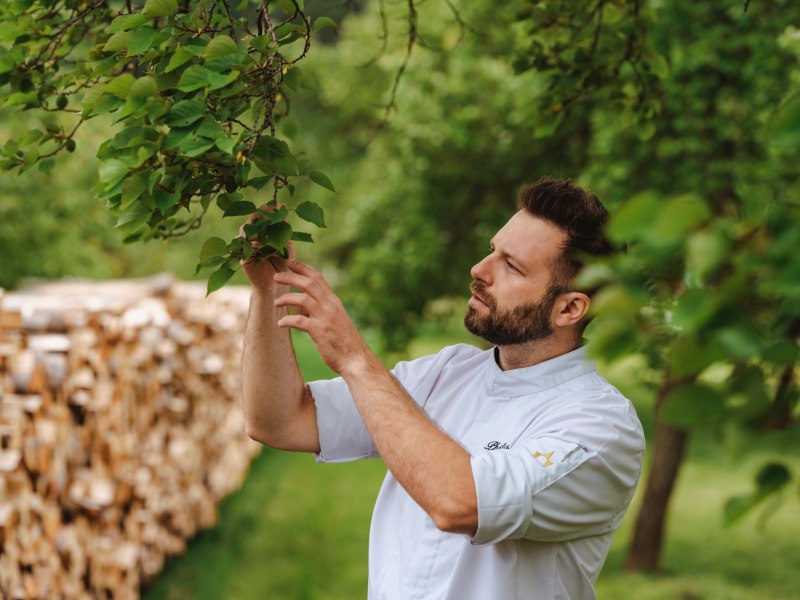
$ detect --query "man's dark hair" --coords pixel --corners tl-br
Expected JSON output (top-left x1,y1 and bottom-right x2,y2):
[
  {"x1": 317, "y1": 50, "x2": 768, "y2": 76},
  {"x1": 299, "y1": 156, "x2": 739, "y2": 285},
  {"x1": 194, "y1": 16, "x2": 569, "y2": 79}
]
[{"x1": 518, "y1": 177, "x2": 612, "y2": 293}]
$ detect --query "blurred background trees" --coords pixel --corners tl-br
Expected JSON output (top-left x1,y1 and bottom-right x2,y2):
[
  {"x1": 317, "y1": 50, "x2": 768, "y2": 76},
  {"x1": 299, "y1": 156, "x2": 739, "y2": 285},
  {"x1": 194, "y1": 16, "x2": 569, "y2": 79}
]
[{"x1": 2, "y1": 0, "x2": 800, "y2": 586}]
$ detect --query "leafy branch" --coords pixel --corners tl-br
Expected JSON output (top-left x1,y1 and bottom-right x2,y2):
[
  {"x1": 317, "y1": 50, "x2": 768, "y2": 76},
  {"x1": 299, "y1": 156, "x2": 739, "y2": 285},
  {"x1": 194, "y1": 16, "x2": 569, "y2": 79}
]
[{"x1": 0, "y1": 0, "x2": 338, "y2": 295}]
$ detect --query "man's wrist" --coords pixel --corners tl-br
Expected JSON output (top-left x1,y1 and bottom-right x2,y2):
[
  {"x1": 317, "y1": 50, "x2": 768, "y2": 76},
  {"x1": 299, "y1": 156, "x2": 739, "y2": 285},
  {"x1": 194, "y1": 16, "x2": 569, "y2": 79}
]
[
  {"x1": 338, "y1": 348, "x2": 382, "y2": 381},
  {"x1": 250, "y1": 285, "x2": 288, "y2": 300}
]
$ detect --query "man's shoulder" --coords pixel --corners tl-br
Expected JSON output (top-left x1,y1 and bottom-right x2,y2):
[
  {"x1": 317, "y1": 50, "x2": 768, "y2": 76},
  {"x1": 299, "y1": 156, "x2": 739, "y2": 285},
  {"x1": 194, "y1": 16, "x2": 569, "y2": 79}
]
[
  {"x1": 546, "y1": 373, "x2": 644, "y2": 447},
  {"x1": 397, "y1": 342, "x2": 486, "y2": 368},
  {"x1": 391, "y1": 343, "x2": 488, "y2": 382}
]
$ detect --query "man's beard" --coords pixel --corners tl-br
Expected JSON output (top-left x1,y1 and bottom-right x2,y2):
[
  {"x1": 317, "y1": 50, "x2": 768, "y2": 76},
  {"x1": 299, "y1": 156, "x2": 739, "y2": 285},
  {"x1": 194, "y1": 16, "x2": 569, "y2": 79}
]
[{"x1": 464, "y1": 280, "x2": 560, "y2": 346}]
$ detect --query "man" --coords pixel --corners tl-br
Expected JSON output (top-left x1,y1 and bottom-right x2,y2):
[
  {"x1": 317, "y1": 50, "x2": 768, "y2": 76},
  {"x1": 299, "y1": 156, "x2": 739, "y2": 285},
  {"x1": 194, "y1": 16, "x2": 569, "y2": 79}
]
[{"x1": 240, "y1": 177, "x2": 645, "y2": 600}]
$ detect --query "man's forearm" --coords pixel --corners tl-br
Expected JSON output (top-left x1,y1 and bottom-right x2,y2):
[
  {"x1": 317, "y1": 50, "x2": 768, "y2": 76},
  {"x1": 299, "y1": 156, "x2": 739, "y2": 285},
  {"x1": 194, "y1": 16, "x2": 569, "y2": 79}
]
[
  {"x1": 341, "y1": 354, "x2": 478, "y2": 534},
  {"x1": 271, "y1": 260, "x2": 476, "y2": 530},
  {"x1": 242, "y1": 291, "x2": 315, "y2": 450}
]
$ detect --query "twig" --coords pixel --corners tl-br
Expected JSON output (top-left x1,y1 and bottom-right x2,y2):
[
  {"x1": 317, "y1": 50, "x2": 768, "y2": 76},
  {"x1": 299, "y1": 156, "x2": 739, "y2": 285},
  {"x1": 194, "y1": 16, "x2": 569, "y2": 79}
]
[
  {"x1": 37, "y1": 120, "x2": 83, "y2": 160},
  {"x1": 220, "y1": 0, "x2": 238, "y2": 42},
  {"x1": 359, "y1": 0, "x2": 388, "y2": 68},
  {"x1": 365, "y1": 0, "x2": 418, "y2": 145}
]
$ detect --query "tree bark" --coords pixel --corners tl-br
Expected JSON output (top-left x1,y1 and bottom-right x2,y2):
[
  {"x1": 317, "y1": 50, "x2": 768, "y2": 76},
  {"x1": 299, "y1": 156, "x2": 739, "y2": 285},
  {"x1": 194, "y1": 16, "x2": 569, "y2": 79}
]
[{"x1": 624, "y1": 377, "x2": 690, "y2": 572}]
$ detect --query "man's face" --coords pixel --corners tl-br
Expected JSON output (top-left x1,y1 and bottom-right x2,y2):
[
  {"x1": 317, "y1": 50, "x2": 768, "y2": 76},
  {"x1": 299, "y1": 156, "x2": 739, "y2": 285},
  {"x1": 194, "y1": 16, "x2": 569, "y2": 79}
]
[{"x1": 464, "y1": 211, "x2": 567, "y2": 346}]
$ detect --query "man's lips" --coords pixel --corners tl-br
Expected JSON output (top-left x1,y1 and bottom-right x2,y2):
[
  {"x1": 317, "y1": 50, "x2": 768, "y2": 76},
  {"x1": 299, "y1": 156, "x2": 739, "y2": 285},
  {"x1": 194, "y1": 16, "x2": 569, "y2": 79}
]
[{"x1": 468, "y1": 293, "x2": 489, "y2": 308}]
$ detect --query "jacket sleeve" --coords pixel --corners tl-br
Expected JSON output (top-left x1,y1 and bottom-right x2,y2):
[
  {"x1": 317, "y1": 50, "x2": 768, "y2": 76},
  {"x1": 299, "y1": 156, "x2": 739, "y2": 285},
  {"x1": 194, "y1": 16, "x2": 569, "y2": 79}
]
[
  {"x1": 310, "y1": 344, "x2": 475, "y2": 463},
  {"x1": 469, "y1": 398, "x2": 644, "y2": 546}
]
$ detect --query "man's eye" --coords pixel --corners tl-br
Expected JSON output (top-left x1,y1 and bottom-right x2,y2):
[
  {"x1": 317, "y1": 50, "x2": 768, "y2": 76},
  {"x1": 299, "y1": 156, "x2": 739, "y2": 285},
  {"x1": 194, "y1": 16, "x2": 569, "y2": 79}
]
[{"x1": 506, "y1": 260, "x2": 520, "y2": 273}]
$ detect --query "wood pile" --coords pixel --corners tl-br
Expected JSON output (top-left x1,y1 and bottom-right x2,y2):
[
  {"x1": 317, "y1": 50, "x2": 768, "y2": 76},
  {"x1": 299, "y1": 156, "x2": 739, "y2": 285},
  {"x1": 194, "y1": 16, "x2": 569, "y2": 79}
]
[{"x1": 0, "y1": 278, "x2": 260, "y2": 599}]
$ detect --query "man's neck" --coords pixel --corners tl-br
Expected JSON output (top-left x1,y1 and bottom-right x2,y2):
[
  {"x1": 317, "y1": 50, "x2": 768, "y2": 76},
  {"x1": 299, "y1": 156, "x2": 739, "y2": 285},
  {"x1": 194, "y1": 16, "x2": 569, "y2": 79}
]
[{"x1": 495, "y1": 334, "x2": 579, "y2": 371}]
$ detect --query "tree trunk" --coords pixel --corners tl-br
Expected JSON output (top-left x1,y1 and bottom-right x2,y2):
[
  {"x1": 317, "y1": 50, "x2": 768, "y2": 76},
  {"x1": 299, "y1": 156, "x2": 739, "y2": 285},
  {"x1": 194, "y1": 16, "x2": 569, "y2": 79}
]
[{"x1": 624, "y1": 377, "x2": 690, "y2": 572}]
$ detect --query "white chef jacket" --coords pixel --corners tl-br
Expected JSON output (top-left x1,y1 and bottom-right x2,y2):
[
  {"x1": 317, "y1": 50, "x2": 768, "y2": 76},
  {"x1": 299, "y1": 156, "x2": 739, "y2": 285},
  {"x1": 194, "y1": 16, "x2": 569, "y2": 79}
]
[{"x1": 308, "y1": 344, "x2": 645, "y2": 600}]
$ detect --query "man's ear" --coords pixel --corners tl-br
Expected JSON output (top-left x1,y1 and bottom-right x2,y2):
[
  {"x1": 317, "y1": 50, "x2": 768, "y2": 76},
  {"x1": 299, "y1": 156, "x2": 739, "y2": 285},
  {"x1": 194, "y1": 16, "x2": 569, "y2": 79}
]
[{"x1": 552, "y1": 292, "x2": 590, "y2": 328}]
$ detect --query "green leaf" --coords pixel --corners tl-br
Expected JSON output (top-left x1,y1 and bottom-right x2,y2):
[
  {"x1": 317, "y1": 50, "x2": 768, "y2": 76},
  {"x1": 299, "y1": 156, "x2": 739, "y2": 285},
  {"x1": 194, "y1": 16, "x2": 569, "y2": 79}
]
[
  {"x1": 89, "y1": 94, "x2": 124, "y2": 117},
  {"x1": 607, "y1": 192, "x2": 661, "y2": 244},
  {"x1": 672, "y1": 288, "x2": 716, "y2": 331},
  {"x1": 199, "y1": 236, "x2": 229, "y2": 261},
  {"x1": 309, "y1": 170, "x2": 336, "y2": 192},
  {"x1": 247, "y1": 176, "x2": 271, "y2": 190},
  {"x1": 223, "y1": 200, "x2": 257, "y2": 217},
  {"x1": 19, "y1": 130, "x2": 42, "y2": 147},
  {"x1": 724, "y1": 494, "x2": 757, "y2": 527},
  {"x1": 206, "y1": 70, "x2": 239, "y2": 91},
  {"x1": 686, "y1": 229, "x2": 731, "y2": 283},
  {"x1": 204, "y1": 35, "x2": 239, "y2": 60},
  {"x1": 154, "y1": 190, "x2": 181, "y2": 211},
  {"x1": 143, "y1": 0, "x2": 178, "y2": 17},
  {"x1": 129, "y1": 76, "x2": 158, "y2": 99},
  {"x1": 179, "y1": 135, "x2": 216, "y2": 157},
  {"x1": 120, "y1": 174, "x2": 148, "y2": 208},
  {"x1": 216, "y1": 192, "x2": 241, "y2": 211},
  {"x1": 109, "y1": 13, "x2": 150, "y2": 33},
  {"x1": 295, "y1": 201, "x2": 326, "y2": 228},
  {"x1": 104, "y1": 74, "x2": 136, "y2": 99},
  {"x1": 167, "y1": 100, "x2": 204, "y2": 127},
  {"x1": 102, "y1": 31, "x2": 128, "y2": 52},
  {"x1": 127, "y1": 26, "x2": 157, "y2": 55},
  {"x1": 715, "y1": 323, "x2": 763, "y2": 359},
  {"x1": 771, "y1": 93, "x2": 800, "y2": 149},
  {"x1": 669, "y1": 335, "x2": 727, "y2": 378},
  {"x1": 177, "y1": 65, "x2": 210, "y2": 92},
  {"x1": 642, "y1": 45, "x2": 669, "y2": 79},
  {"x1": 262, "y1": 206, "x2": 289, "y2": 223},
  {"x1": 98, "y1": 159, "x2": 130, "y2": 191},
  {"x1": 0, "y1": 22, "x2": 22, "y2": 43},
  {"x1": 165, "y1": 47, "x2": 195, "y2": 73},
  {"x1": 661, "y1": 383, "x2": 726, "y2": 428},
  {"x1": 115, "y1": 204, "x2": 151, "y2": 231},
  {"x1": 249, "y1": 35, "x2": 273, "y2": 53},
  {"x1": 196, "y1": 119, "x2": 223, "y2": 138},
  {"x1": 291, "y1": 231, "x2": 313, "y2": 243},
  {"x1": 215, "y1": 136, "x2": 236, "y2": 155},
  {"x1": 195, "y1": 255, "x2": 226, "y2": 276},
  {"x1": 274, "y1": 22, "x2": 304, "y2": 40},
  {"x1": 277, "y1": 0, "x2": 297, "y2": 14},
  {"x1": 243, "y1": 221, "x2": 267, "y2": 240},
  {"x1": 89, "y1": 56, "x2": 120, "y2": 78},
  {"x1": 534, "y1": 112, "x2": 564, "y2": 139},
  {"x1": 312, "y1": 16, "x2": 337, "y2": 32},
  {"x1": 113, "y1": 97, "x2": 145, "y2": 122},
  {"x1": 266, "y1": 221, "x2": 292, "y2": 249},
  {"x1": 755, "y1": 463, "x2": 791, "y2": 495},
  {"x1": 207, "y1": 266, "x2": 236, "y2": 296},
  {"x1": 251, "y1": 136, "x2": 299, "y2": 175},
  {"x1": 636, "y1": 119, "x2": 656, "y2": 142},
  {"x1": 652, "y1": 195, "x2": 710, "y2": 245}
]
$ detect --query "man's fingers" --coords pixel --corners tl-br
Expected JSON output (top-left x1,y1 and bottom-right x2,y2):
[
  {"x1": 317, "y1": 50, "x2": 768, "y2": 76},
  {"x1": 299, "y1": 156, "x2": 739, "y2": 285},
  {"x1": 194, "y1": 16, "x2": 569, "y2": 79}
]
[
  {"x1": 276, "y1": 314, "x2": 312, "y2": 332},
  {"x1": 285, "y1": 259, "x2": 320, "y2": 278},
  {"x1": 274, "y1": 292, "x2": 317, "y2": 315},
  {"x1": 273, "y1": 266, "x2": 331, "y2": 301}
]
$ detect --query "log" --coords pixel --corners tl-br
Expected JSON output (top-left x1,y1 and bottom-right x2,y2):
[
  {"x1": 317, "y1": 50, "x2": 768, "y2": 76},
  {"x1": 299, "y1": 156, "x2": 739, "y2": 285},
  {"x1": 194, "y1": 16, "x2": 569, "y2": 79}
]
[{"x1": 0, "y1": 276, "x2": 259, "y2": 598}]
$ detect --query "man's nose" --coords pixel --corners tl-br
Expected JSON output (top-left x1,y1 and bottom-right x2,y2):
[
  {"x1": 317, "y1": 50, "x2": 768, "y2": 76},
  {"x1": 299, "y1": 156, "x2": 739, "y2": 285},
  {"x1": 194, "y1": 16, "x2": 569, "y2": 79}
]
[{"x1": 470, "y1": 255, "x2": 491, "y2": 283}]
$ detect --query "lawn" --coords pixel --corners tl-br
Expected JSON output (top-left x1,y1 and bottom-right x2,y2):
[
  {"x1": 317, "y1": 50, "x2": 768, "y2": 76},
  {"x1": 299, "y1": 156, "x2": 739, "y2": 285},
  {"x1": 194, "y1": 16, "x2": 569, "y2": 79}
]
[{"x1": 143, "y1": 332, "x2": 800, "y2": 600}]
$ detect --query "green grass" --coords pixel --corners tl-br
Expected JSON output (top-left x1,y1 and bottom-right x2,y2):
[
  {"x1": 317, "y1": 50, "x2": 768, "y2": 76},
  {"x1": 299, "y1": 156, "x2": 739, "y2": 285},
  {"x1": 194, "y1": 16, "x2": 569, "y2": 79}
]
[{"x1": 143, "y1": 332, "x2": 800, "y2": 600}]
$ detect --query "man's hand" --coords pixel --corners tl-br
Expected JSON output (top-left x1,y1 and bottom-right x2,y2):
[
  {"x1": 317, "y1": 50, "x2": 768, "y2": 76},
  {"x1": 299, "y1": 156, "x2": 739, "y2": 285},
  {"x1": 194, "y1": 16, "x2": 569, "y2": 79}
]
[
  {"x1": 273, "y1": 260, "x2": 372, "y2": 376},
  {"x1": 239, "y1": 205, "x2": 295, "y2": 296}
]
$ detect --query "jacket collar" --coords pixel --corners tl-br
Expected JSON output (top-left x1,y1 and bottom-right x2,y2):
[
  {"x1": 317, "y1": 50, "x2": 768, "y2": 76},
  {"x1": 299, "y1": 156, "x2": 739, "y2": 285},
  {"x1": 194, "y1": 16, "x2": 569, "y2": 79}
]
[{"x1": 485, "y1": 346, "x2": 596, "y2": 397}]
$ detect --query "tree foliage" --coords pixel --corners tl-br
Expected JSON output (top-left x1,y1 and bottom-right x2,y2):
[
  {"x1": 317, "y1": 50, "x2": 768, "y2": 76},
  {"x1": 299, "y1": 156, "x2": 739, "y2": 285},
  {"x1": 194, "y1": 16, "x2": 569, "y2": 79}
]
[{"x1": 0, "y1": 0, "x2": 337, "y2": 295}]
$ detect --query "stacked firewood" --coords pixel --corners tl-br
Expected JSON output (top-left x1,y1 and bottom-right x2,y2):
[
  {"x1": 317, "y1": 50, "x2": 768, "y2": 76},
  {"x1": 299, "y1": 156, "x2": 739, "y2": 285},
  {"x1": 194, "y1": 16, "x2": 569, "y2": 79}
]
[{"x1": 0, "y1": 278, "x2": 260, "y2": 599}]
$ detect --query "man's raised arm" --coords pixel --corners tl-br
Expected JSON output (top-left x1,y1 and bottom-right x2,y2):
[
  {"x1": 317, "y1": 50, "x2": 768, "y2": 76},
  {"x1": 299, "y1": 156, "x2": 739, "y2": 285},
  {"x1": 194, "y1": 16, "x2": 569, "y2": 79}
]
[{"x1": 240, "y1": 229, "x2": 321, "y2": 453}]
